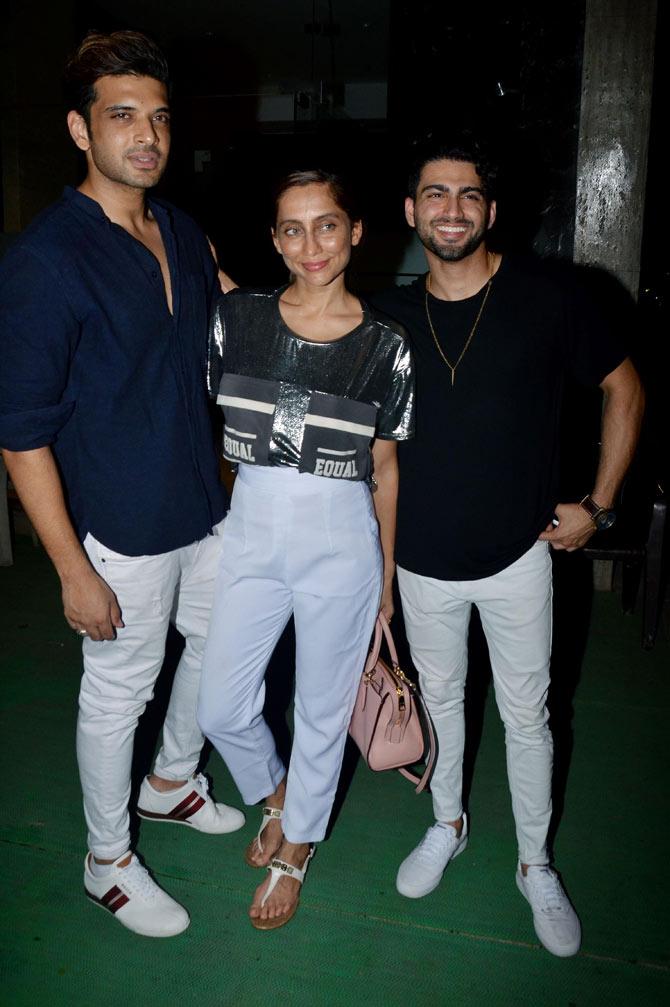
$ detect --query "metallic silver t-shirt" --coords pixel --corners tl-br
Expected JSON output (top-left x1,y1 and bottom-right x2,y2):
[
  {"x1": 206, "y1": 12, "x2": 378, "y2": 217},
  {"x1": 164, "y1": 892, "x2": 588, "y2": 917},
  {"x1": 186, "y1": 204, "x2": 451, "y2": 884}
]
[{"x1": 208, "y1": 288, "x2": 414, "y2": 481}]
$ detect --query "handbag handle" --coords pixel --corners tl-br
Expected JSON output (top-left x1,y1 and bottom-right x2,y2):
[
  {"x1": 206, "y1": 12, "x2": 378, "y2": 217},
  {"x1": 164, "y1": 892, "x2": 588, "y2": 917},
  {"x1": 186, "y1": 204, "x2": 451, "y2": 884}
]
[
  {"x1": 364, "y1": 612, "x2": 400, "y2": 674},
  {"x1": 398, "y1": 694, "x2": 437, "y2": 793}
]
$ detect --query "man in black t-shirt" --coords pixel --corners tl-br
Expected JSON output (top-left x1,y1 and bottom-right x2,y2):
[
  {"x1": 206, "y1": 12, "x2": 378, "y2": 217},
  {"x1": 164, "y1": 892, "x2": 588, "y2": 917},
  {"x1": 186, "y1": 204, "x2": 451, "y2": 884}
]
[{"x1": 372, "y1": 135, "x2": 644, "y2": 957}]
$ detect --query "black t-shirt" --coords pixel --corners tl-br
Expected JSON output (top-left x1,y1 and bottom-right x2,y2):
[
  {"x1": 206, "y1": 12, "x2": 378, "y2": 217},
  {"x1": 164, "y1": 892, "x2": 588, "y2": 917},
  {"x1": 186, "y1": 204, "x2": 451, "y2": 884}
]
[{"x1": 370, "y1": 255, "x2": 627, "y2": 580}]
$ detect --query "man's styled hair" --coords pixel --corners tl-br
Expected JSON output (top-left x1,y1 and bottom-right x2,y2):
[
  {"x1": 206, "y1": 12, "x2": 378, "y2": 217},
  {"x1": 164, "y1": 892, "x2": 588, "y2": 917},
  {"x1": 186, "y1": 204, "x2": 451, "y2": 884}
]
[
  {"x1": 64, "y1": 31, "x2": 170, "y2": 126},
  {"x1": 407, "y1": 133, "x2": 498, "y2": 202}
]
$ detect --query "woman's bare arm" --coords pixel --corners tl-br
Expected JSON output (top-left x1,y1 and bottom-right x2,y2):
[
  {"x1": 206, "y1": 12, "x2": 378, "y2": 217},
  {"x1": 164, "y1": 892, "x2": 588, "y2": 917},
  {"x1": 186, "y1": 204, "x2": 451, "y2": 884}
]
[{"x1": 371, "y1": 438, "x2": 399, "y2": 620}]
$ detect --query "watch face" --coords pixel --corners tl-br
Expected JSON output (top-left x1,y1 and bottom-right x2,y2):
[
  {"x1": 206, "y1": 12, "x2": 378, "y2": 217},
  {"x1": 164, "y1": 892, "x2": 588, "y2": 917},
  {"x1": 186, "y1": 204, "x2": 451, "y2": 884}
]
[{"x1": 595, "y1": 509, "x2": 616, "y2": 531}]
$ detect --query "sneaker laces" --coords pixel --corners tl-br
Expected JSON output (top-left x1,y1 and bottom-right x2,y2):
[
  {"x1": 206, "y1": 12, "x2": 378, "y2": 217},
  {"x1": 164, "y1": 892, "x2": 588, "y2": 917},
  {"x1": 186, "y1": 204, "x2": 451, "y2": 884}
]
[
  {"x1": 119, "y1": 856, "x2": 160, "y2": 903},
  {"x1": 192, "y1": 773, "x2": 210, "y2": 798},
  {"x1": 525, "y1": 867, "x2": 567, "y2": 915},
  {"x1": 414, "y1": 823, "x2": 460, "y2": 862}
]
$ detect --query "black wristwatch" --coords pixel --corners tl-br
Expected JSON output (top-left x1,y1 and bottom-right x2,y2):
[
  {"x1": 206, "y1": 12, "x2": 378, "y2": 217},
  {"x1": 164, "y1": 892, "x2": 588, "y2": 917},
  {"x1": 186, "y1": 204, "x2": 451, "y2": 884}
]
[{"x1": 580, "y1": 495, "x2": 616, "y2": 531}]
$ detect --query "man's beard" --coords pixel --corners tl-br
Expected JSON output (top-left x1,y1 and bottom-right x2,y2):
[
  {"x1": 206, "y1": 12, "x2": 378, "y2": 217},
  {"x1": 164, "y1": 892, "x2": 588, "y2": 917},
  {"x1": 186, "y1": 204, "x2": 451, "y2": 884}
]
[{"x1": 416, "y1": 219, "x2": 487, "y2": 262}]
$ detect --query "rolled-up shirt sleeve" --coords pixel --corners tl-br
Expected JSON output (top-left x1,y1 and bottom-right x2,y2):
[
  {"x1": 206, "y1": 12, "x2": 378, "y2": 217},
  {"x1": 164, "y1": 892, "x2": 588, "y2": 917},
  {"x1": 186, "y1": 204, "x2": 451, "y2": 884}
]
[{"x1": 0, "y1": 245, "x2": 78, "y2": 450}]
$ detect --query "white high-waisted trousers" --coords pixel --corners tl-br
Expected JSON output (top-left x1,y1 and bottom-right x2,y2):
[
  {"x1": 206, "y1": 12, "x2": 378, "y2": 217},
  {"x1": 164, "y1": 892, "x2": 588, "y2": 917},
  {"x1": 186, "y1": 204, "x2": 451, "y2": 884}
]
[
  {"x1": 198, "y1": 464, "x2": 383, "y2": 843},
  {"x1": 398, "y1": 540, "x2": 553, "y2": 865}
]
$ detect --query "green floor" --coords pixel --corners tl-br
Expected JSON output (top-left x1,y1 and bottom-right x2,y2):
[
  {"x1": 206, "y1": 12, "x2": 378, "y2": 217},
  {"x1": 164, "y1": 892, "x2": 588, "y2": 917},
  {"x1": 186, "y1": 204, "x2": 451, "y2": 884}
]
[{"x1": 1, "y1": 539, "x2": 668, "y2": 1006}]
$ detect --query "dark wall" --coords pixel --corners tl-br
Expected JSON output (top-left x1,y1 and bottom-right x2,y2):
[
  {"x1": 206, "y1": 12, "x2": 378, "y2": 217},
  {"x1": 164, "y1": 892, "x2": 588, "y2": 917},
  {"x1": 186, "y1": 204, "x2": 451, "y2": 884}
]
[
  {"x1": 5, "y1": 2, "x2": 588, "y2": 283},
  {"x1": 388, "y1": 0, "x2": 585, "y2": 259},
  {"x1": 157, "y1": 1, "x2": 588, "y2": 287}
]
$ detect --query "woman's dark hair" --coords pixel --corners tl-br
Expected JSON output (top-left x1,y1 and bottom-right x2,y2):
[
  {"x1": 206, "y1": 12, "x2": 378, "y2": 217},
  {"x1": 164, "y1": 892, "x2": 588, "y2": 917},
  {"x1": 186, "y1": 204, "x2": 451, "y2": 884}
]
[
  {"x1": 272, "y1": 169, "x2": 361, "y2": 226},
  {"x1": 64, "y1": 31, "x2": 170, "y2": 126},
  {"x1": 407, "y1": 133, "x2": 498, "y2": 202}
]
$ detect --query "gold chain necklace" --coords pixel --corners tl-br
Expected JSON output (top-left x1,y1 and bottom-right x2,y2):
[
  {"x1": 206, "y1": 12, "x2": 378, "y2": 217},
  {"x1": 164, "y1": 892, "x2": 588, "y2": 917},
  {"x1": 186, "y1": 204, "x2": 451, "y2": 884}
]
[{"x1": 424, "y1": 267, "x2": 494, "y2": 387}]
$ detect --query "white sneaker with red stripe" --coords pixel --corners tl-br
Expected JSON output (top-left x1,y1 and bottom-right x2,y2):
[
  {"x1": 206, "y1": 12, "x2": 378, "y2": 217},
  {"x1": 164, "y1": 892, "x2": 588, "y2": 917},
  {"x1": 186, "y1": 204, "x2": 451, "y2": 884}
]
[
  {"x1": 137, "y1": 773, "x2": 245, "y2": 834},
  {"x1": 84, "y1": 852, "x2": 190, "y2": 937}
]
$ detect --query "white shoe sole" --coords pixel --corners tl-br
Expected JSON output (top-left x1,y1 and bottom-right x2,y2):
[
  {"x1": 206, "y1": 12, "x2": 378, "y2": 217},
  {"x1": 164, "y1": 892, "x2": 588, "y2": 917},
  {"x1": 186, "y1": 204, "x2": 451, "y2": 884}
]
[
  {"x1": 396, "y1": 835, "x2": 468, "y2": 899},
  {"x1": 137, "y1": 807, "x2": 245, "y2": 834},
  {"x1": 515, "y1": 873, "x2": 581, "y2": 957},
  {"x1": 84, "y1": 888, "x2": 190, "y2": 938}
]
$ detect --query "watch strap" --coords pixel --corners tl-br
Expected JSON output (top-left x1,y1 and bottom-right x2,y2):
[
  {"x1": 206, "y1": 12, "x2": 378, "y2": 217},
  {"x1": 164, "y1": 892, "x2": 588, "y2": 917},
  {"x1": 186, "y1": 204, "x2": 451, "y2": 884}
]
[
  {"x1": 580, "y1": 495, "x2": 616, "y2": 531},
  {"x1": 579, "y1": 495, "x2": 604, "y2": 522}
]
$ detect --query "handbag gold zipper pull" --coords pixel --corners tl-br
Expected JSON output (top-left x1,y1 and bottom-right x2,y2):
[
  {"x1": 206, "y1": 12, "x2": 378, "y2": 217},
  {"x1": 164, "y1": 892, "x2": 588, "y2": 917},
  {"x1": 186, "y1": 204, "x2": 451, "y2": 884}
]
[{"x1": 395, "y1": 686, "x2": 406, "y2": 725}]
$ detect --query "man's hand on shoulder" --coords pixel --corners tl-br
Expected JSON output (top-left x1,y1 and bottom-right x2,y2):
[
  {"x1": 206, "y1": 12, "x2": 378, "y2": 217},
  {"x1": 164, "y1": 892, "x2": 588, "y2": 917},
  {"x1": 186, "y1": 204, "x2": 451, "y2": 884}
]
[
  {"x1": 538, "y1": 502, "x2": 596, "y2": 551},
  {"x1": 62, "y1": 566, "x2": 124, "y2": 641}
]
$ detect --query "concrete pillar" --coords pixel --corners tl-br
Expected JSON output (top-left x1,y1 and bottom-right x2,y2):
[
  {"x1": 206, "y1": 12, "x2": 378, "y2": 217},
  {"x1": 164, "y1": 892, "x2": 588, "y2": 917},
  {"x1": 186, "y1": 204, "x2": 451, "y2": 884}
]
[
  {"x1": 575, "y1": 1, "x2": 656, "y2": 592},
  {"x1": 574, "y1": 0, "x2": 657, "y2": 299}
]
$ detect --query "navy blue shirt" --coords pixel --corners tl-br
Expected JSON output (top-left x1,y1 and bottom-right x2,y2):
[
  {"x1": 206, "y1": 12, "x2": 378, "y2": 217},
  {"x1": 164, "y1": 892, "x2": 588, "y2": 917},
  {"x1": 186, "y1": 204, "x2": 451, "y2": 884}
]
[{"x1": 0, "y1": 187, "x2": 227, "y2": 555}]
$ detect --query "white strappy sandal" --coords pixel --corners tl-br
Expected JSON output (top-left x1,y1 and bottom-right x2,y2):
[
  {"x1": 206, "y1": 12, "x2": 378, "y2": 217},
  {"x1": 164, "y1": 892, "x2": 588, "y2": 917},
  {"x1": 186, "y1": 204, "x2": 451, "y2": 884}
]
[
  {"x1": 251, "y1": 845, "x2": 315, "y2": 931},
  {"x1": 244, "y1": 806, "x2": 283, "y2": 868}
]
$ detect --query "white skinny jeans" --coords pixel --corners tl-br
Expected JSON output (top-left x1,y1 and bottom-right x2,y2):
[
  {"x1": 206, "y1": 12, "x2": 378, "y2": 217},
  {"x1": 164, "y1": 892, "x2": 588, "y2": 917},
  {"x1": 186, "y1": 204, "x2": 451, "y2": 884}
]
[
  {"x1": 198, "y1": 464, "x2": 382, "y2": 844},
  {"x1": 78, "y1": 525, "x2": 224, "y2": 860},
  {"x1": 397, "y1": 541, "x2": 553, "y2": 865}
]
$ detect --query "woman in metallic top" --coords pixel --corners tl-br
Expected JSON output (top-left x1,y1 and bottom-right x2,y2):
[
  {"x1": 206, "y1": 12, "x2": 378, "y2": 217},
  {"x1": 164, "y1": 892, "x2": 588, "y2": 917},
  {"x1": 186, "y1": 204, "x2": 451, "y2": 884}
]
[{"x1": 198, "y1": 170, "x2": 414, "y2": 930}]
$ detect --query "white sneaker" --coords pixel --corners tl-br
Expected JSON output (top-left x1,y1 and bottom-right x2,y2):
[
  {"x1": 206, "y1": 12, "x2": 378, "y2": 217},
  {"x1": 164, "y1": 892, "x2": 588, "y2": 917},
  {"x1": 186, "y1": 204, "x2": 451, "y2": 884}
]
[
  {"x1": 137, "y1": 773, "x2": 245, "y2": 834},
  {"x1": 84, "y1": 852, "x2": 190, "y2": 937},
  {"x1": 396, "y1": 815, "x2": 468, "y2": 898},
  {"x1": 516, "y1": 864, "x2": 581, "y2": 957}
]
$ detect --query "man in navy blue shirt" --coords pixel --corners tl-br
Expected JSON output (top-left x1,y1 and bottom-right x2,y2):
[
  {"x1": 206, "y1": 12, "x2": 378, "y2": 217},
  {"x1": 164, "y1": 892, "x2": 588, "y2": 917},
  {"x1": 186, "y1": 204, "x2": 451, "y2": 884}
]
[{"x1": 0, "y1": 31, "x2": 244, "y2": 937}]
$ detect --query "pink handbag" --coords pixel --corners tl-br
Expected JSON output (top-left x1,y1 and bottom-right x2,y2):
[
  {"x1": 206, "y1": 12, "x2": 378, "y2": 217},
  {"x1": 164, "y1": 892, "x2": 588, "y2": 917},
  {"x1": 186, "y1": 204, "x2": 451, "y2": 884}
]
[{"x1": 349, "y1": 613, "x2": 437, "y2": 793}]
